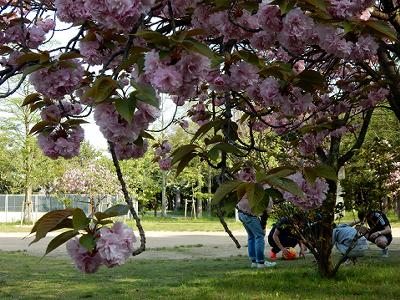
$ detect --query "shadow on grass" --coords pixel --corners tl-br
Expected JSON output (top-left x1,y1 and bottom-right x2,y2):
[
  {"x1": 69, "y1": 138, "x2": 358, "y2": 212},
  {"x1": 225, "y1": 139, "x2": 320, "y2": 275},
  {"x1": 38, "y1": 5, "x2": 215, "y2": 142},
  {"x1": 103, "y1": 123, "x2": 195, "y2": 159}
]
[{"x1": 0, "y1": 250, "x2": 399, "y2": 300}]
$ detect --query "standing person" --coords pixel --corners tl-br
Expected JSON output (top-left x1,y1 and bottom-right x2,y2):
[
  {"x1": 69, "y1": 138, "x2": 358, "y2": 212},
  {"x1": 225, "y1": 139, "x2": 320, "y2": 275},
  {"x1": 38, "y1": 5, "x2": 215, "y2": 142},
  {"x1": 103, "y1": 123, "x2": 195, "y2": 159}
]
[
  {"x1": 332, "y1": 224, "x2": 369, "y2": 263},
  {"x1": 268, "y1": 216, "x2": 306, "y2": 260},
  {"x1": 358, "y1": 210, "x2": 392, "y2": 257},
  {"x1": 236, "y1": 195, "x2": 276, "y2": 269}
]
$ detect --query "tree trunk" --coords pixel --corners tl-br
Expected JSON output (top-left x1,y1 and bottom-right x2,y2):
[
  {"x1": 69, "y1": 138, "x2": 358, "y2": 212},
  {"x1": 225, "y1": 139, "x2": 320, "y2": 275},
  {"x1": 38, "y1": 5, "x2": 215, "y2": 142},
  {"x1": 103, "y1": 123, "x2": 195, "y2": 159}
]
[
  {"x1": 315, "y1": 180, "x2": 337, "y2": 278},
  {"x1": 196, "y1": 183, "x2": 203, "y2": 218},
  {"x1": 22, "y1": 185, "x2": 33, "y2": 224},
  {"x1": 22, "y1": 117, "x2": 33, "y2": 225},
  {"x1": 175, "y1": 188, "x2": 181, "y2": 211},
  {"x1": 207, "y1": 170, "x2": 212, "y2": 216},
  {"x1": 161, "y1": 171, "x2": 167, "y2": 217},
  {"x1": 396, "y1": 198, "x2": 400, "y2": 219}
]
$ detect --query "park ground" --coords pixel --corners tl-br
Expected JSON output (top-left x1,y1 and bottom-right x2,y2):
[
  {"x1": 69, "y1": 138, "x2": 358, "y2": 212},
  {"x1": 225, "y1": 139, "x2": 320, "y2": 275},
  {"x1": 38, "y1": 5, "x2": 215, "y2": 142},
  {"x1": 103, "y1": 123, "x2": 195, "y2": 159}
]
[{"x1": 0, "y1": 219, "x2": 400, "y2": 299}]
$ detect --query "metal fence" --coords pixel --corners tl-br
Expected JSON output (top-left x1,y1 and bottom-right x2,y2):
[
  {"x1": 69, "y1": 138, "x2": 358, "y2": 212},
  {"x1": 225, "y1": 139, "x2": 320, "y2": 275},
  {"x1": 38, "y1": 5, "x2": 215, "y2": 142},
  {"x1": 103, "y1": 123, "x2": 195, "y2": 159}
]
[{"x1": 0, "y1": 194, "x2": 137, "y2": 222}]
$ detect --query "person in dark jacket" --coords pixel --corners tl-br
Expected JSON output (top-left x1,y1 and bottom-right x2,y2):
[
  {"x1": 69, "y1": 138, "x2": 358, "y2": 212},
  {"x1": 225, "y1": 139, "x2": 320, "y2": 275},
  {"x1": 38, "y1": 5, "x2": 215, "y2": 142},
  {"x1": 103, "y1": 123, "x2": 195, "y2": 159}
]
[
  {"x1": 357, "y1": 210, "x2": 392, "y2": 257},
  {"x1": 268, "y1": 216, "x2": 306, "y2": 260}
]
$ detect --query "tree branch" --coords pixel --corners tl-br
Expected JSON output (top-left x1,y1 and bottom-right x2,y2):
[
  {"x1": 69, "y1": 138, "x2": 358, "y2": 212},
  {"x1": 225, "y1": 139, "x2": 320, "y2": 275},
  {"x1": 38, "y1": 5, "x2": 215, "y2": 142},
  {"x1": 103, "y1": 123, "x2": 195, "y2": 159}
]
[{"x1": 108, "y1": 141, "x2": 146, "y2": 256}]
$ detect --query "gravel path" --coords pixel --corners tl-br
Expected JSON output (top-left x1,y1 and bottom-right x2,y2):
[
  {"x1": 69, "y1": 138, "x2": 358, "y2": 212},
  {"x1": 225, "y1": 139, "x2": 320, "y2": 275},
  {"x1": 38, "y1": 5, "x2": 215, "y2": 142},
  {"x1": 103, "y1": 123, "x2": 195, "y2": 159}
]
[{"x1": 1, "y1": 228, "x2": 399, "y2": 260}]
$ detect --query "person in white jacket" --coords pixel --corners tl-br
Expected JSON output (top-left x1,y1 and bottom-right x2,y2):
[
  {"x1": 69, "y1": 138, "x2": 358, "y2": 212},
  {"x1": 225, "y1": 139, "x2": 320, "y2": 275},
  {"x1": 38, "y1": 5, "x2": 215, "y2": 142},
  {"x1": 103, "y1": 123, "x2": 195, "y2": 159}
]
[{"x1": 332, "y1": 224, "x2": 368, "y2": 262}]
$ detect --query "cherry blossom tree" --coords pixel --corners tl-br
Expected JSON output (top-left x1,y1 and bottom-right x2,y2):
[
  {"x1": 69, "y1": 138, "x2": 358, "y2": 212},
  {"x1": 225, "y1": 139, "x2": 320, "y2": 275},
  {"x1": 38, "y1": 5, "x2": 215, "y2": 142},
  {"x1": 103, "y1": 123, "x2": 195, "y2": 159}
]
[{"x1": 1, "y1": 0, "x2": 399, "y2": 277}]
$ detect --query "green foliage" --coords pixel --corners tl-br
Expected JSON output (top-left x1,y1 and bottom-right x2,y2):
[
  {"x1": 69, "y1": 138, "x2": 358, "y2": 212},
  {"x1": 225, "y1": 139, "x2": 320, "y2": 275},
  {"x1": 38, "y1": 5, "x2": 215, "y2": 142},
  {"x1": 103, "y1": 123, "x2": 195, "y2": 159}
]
[{"x1": 340, "y1": 109, "x2": 400, "y2": 212}]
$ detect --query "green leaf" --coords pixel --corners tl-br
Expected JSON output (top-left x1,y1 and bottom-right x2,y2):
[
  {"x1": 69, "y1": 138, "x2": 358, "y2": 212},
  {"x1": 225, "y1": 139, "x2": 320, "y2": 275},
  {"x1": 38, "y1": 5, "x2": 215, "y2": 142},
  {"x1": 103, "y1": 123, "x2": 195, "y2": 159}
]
[
  {"x1": 44, "y1": 230, "x2": 78, "y2": 256},
  {"x1": 191, "y1": 120, "x2": 223, "y2": 142},
  {"x1": 79, "y1": 234, "x2": 96, "y2": 252},
  {"x1": 176, "y1": 152, "x2": 197, "y2": 177},
  {"x1": 273, "y1": 0, "x2": 297, "y2": 14},
  {"x1": 246, "y1": 183, "x2": 267, "y2": 215},
  {"x1": 29, "y1": 121, "x2": 56, "y2": 135},
  {"x1": 23, "y1": 64, "x2": 43, "y2": 76},
  {"x1": 236, "y1": 50, "x2": 264, "y2": 67},
  {"x1": 135, "y1": 30, "x2": 171, "y2": 46},
  {"x1": 132, "y1": 82, "x2": 159, "y2": 108},
  {"x1": 174, "y1": 29, "x2": 206, "y2": 42},
  {"x1": 15, "y1": 52, "x2": 42, "y2": 65},
  {"x1": 295, "y1": 70, "x2": 326, "y2": 92},
  {"x1": 59, "y1": 52, "x2": 82, "y2": 60},
  {"x1": 72, "y1": 208, "x2": 90, "y2": 231},
  {"x1": 0, "y1": 46, "x2": 13, "y2": 55},
  {"x1": 115, "y1": 96, "x2": 136, "y2": 122},
  {"x1": 30, "y1": 209, "x2": 75, "y2": 245},
  {"x1": 171, "y1": 144, "x2": 199, "y2": 165},
  {"x1": 83, "y1": 77, "x2": 118, "y2": 103},
  {"x1": 181, "y1": 38, "x2": 221, "y2": 60},
  {"x1": 94, "y1": 204, "x2": 130, "y2": 221},
  {"x1": 98, "y1": 220, "x2": 114, "y2": 226},
  {"x1": 209, "y1": 143, "x2": 244, "y2": 156},
  {"x1": 207, "y1": 147, "x2": 220, "y2": 161},
  {"x1": 212, "y1": 180, "x2": 242, "y2": 205},
  {"x1": 304, "y1": 164, "x2": 337, "y2": 183},
  {"x1": 264, "y1": 187, "x2": 284, "y2": 202},
  {"x1": 29, "y1": 101, "x2": 46, "y2": 113},
  {"x1": 22, "y1": 93, "x2": 41, "y2": 107},
  {"x1": 364, "y1": 20, "x2": 398, "y2": 41},
  {"x1": 266, "y1": 166, "x2": 297, "y2": 178},
  {"x1": 214, "y1": 0, "x2": 231, "y2": 9},
  {"x1": 62, "y1": 119, "x2": 90, "y2": 126},
  {"x1": 140, "y1": 130, "x2": 155, "y2": 140},
  {"x1": 304, "y1": 0, "x2": 328, "y2": 12},
  {"x1": 263, "y1": 176, "x2": 305, "y2": 199}
]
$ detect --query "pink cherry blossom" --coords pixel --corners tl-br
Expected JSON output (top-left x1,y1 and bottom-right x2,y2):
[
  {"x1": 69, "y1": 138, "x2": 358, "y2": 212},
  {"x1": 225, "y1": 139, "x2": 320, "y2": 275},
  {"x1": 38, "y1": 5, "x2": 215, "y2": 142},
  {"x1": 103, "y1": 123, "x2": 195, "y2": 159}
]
[
  {"x1": 257, "y1": 4, "x2": 282, "y2": 32},
  {"x1": 114, "y1": 140, "x2": 148, "y2": 160},
  {"x1": 96, "y1": 222, "x2": 136, "y2": 267},
  {"x1": 29, "y1": 60, "x2": 84, "y2": 99},
  {"x1": 158, "y1": 157, "x2": 172, "y2": 171},
  {"x1": 236, "y1": 167, "x2": 256, "y2": 183},
  {"x1": 38, "y1": 126, "x2": 84, "y2": 159},
  {"x1": 84, "y1": 0, "x2": 155, "y2": 32},
  {"x1": 66, "y1": 238, "x2": 102, "y2": 274},
  {"x1": 283, "y1": 172, "x2": 329, "y2": 210},
  {"x1": 278, "y1": 8, "x2": 314, "y2": 54},
  {"x1": 55, "y1": 0, "x2": 90, "y2": 23}
]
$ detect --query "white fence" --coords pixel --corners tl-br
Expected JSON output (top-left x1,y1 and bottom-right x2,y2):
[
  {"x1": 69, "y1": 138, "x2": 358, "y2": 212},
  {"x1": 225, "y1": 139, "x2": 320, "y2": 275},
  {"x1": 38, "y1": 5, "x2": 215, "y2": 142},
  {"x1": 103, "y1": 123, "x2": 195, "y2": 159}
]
[{"x1": 0, "y1": 194, "x2": 138, "y2": 223}]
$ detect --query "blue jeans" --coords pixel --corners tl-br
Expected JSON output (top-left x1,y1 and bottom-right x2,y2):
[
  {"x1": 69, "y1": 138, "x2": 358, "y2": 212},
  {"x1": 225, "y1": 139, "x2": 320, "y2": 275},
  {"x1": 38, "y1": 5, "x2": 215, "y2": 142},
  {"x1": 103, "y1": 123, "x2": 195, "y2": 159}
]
[{"x1": 239, "y1": 212, "x2": 265, "y2": 263}]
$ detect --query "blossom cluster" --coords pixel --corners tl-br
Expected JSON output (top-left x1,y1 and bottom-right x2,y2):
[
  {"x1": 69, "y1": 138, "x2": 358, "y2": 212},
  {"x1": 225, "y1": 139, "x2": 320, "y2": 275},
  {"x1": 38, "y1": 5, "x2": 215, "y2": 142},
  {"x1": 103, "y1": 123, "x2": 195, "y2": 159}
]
[
  {"x1": 143, "y1": 50, "x2": 210, "y2": 100},
  {"x1": 55, "y1": 0, "x2": 155, "y2": 32},
  {"x1": 94, "y1": 102, "x2": 159, "y2": 160},
  {"x1": 29, "y1": 59, "x2": 84, "y2": 99},
  {"x1": 66, "y1": 222, "x2": 136, "y2": 273},
  {"x1": 154, "y1": 140, "x2": 172, "y2": 171},
  {"x1": 37, "y1": 126, "x2": 84, "y2": 159},
  {"x1": 0, "y1": 19, "x2": 55, "y2": 50},
  {"x1": 282, "y1": 172, "x2": 329, "y2": 210},
  {"x1": 40, "y1": 101, "x2": 82, "y2": 122},
  {"x1": 236, "y1": 167, "x2": 256, "y2": 183}
]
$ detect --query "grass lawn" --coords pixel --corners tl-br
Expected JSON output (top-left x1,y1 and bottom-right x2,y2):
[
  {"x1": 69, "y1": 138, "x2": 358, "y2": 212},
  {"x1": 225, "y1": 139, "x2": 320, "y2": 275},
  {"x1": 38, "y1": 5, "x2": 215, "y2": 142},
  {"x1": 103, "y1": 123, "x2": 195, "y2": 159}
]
[{"x1": 0, "y1": 250, "x2": 399, "y2": 300}]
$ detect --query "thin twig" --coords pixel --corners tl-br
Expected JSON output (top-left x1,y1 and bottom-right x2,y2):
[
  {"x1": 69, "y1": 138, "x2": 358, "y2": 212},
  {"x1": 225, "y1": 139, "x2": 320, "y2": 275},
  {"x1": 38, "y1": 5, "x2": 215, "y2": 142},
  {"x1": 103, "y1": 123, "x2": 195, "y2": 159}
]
[{"x1": 108, "y1": 141, "x2": 146, "y2": 256}]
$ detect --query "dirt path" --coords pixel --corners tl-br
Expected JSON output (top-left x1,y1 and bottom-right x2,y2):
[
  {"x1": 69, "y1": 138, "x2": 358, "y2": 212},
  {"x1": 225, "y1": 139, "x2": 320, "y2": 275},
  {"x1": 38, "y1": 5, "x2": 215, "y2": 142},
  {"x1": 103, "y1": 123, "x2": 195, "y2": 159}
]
[{"x1": 1, "y1": 229, "x2": 399, "y2": 260}]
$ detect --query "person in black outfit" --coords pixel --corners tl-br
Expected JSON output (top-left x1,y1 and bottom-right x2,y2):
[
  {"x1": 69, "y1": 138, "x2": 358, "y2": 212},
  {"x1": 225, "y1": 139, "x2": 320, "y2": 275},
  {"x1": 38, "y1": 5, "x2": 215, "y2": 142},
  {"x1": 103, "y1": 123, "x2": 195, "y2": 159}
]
[
  {"x1": 268, "y1": 217, "x2": 306, "y2": 259},
  {"x1": 357, "y1": 210, "x2": 392, "y2": 257}
]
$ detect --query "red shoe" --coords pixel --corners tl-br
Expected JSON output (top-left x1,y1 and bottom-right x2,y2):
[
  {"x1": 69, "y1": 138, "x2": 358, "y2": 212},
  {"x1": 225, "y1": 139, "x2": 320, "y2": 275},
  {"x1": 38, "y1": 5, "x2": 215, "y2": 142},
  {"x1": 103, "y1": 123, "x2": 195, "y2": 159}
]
[{"x1": 269, "y1": 250, "x2": 277, "y2": 260}]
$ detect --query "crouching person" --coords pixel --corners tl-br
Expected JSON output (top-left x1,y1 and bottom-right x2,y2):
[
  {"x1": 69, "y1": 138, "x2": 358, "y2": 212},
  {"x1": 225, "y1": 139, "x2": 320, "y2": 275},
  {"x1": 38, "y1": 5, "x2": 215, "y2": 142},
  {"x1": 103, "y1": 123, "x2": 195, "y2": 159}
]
[
  {"x1": 356, "y1": 211, "x2": 392, "y2": 257},
  {"x1": 332, "y1": 224, "x2": 368, "y2": 264},
  {"x1": 268, "y1": 216, "x2": 306, "y2": 260}
]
